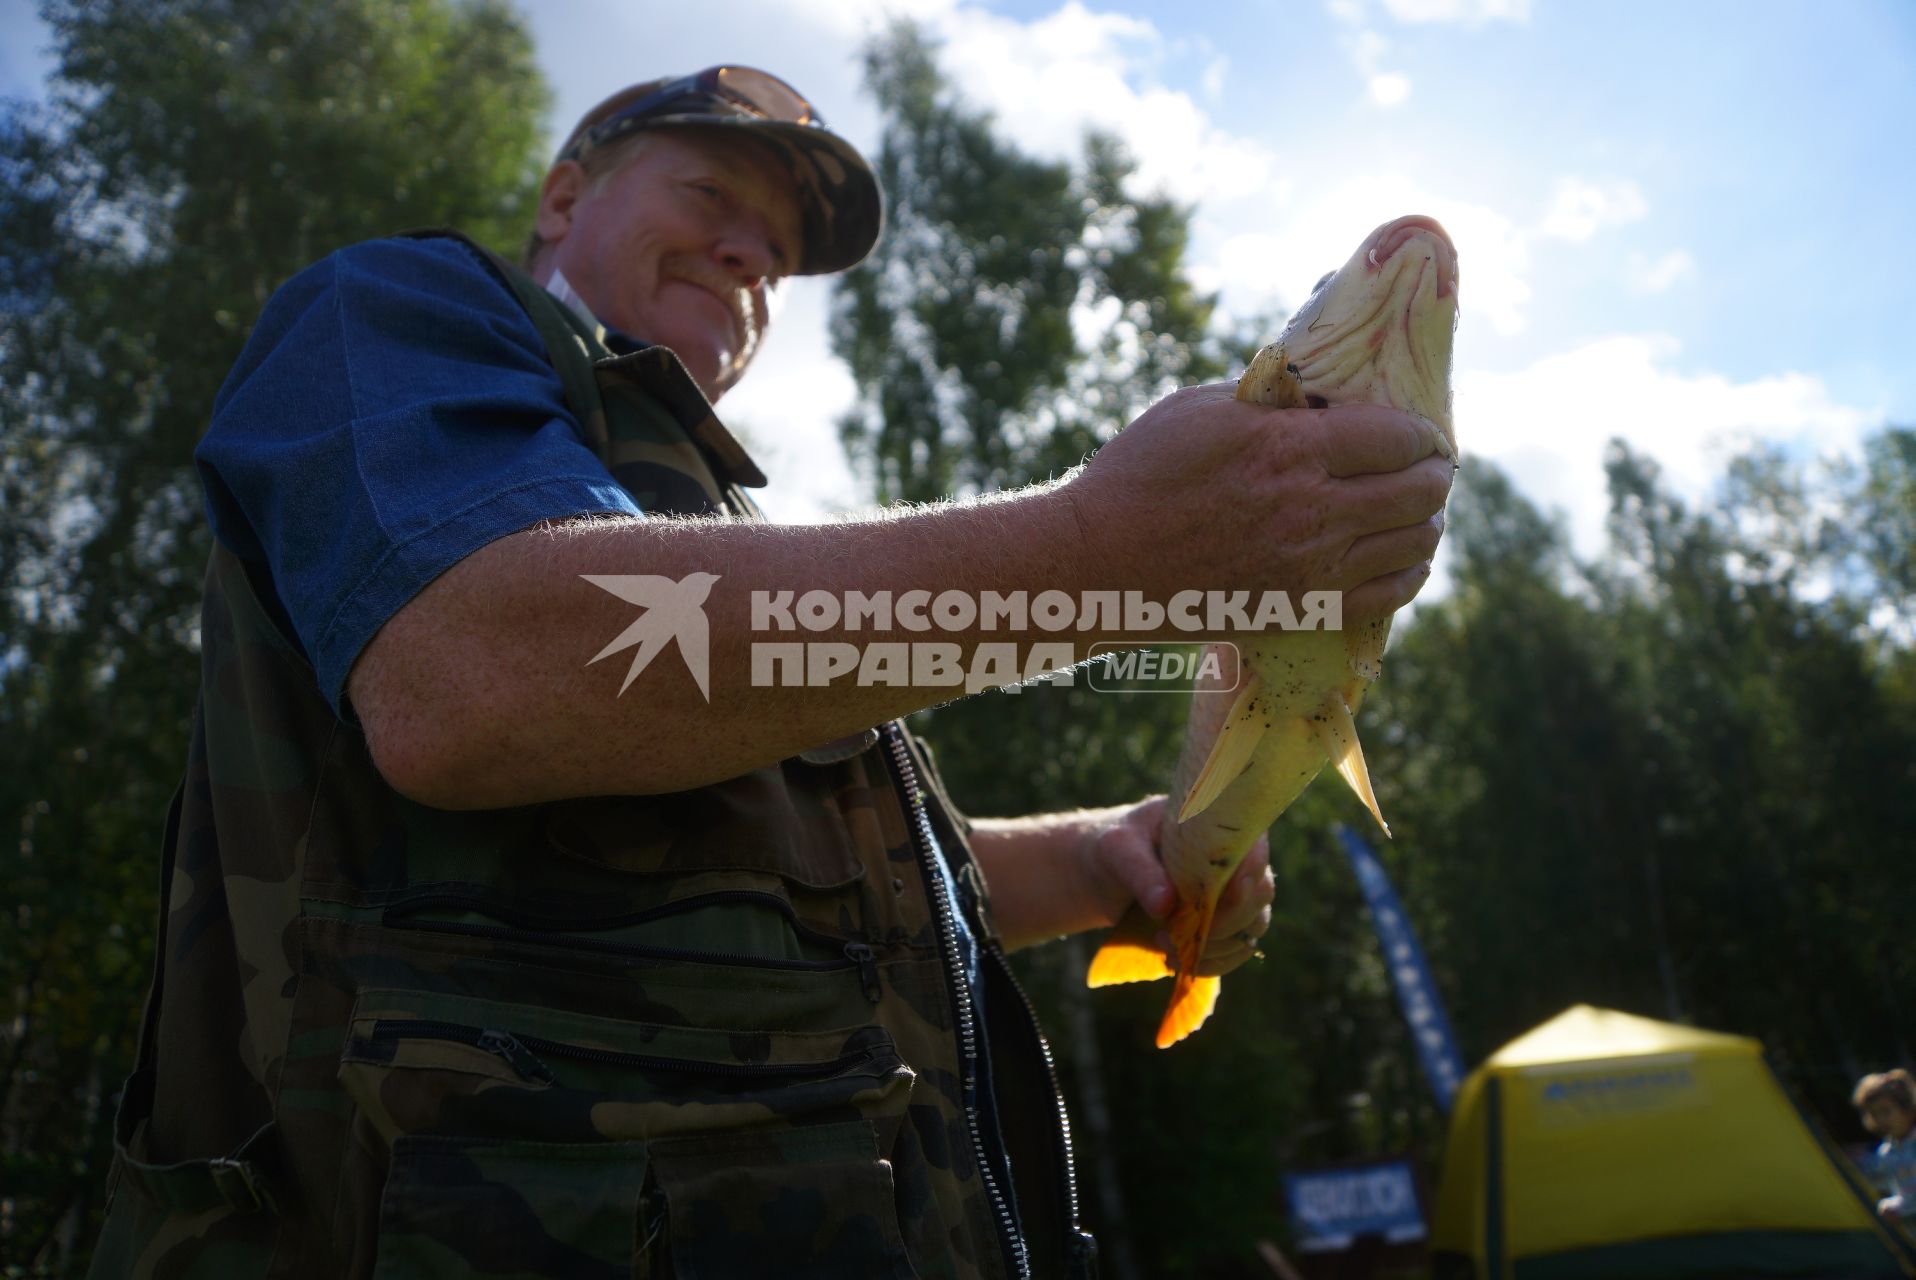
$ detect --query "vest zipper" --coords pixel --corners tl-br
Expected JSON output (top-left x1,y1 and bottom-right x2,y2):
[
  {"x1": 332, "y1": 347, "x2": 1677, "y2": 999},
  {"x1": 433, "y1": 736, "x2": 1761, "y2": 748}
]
[
  {"x1": 986, "y1": 944, "x2": 1095, "y2": 1273},
  {"x1": 358, "y1": 1018, "x2": 882, "y2": 1085},
  {"x1": 884, "y1": 723, "x2": 1030, "y2": 1280},
  {"x1": 382, "y1": 889, "x2": 882, "y2": 1003}
]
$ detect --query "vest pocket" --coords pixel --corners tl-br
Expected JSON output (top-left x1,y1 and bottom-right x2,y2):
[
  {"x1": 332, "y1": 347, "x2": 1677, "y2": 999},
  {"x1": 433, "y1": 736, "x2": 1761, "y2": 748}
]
[
  {"x1": 647, "y1": 1120, "x2": 918, "y2": 1279},
  {"x1": 338, "y1": 989, "x2": 920, "y2": 1277},
  {"x1": 373, "y1": 1136, "x2": 649, "y2": 1280}
]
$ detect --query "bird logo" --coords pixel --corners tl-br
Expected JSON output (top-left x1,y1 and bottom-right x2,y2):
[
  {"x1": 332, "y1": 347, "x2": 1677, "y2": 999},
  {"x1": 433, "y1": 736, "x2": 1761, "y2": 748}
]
[{"x1": 580, "y1": 572, "x2": 721, "y2": 700}]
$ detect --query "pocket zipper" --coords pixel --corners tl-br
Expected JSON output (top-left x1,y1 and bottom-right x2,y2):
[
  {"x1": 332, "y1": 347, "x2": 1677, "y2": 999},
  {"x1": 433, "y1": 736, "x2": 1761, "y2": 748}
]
[
  {"x1": 381, "y1": 888, "x2": 883, "y2": 1003},
  {"x1": 357, "y1": 1018, "x2": 886, "y2": 1087}
]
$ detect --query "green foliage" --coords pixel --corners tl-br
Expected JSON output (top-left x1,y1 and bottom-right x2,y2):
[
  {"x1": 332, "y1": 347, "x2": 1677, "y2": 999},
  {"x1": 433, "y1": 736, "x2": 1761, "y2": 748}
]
[
  {"x1": 0, "y1": 2, "x2": 549, "y2": 1271},
  {"x1": 832, "y1": 21, "x2": 1225, "y2": 505}
]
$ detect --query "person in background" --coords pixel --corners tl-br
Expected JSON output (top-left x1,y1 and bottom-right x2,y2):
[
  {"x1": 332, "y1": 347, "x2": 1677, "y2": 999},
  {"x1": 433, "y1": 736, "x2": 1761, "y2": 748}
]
[{"x1": 1854, "y1": 1069, "x2": 1916, "y2": 1218}]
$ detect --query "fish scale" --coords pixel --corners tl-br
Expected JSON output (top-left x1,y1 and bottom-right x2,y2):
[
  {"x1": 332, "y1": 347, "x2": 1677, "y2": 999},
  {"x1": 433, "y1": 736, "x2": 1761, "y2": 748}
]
[{"x1": 1088, "y1": 214, "x2": 1460, "y2": 1047}]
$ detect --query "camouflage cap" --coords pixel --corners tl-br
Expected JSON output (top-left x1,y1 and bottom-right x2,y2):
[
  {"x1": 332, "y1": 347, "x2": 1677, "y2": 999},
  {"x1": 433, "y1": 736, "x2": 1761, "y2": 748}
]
[{"x1": 558, "y1": 68, "x2": 882, "y2": 277}]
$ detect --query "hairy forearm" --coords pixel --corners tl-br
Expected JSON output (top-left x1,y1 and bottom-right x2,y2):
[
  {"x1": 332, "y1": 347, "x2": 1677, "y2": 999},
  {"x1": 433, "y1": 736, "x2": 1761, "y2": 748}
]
[
  {"x1": 970, "y1": 808, "x2": 1132, "y2": 951},
  {"x1": 352, "y1": 484, "x2": 1131, "y2": 807},
  {"x1": 351, "y1": 391, "x2": 1456, "y2": 809}
]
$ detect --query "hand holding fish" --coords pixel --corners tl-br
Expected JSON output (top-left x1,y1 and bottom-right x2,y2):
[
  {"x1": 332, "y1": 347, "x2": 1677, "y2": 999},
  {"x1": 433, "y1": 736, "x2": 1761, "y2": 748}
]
[
  {"x1": 1078, "y1": 796, "x2": 1276, "y2": 977},
  {"x1": 1062, "y1": 388, "x2": 1453, "y2": 629},
  {"x1": 970, "y1": 799, "x2": 1273, "y2": 966}
]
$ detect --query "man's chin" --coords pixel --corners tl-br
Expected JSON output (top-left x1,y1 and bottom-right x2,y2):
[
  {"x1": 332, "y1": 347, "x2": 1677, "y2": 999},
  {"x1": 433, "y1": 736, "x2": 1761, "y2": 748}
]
[{"x1": 654, "y1": 338, "x2": 731, "y2": 400}]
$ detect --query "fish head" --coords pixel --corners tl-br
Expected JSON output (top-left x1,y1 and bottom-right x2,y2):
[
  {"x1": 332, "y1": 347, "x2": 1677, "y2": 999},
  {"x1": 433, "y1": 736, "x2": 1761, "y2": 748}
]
[{"x1": 1276, "y1": 214, "x2": 1459, "y2": 458}]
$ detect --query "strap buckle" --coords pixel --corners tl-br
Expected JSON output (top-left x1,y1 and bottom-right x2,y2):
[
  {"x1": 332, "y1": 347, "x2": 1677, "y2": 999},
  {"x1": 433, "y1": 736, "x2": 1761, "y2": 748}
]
[{"x1": 205, "y1": 1155, "x2": 274, "y2": 1214}]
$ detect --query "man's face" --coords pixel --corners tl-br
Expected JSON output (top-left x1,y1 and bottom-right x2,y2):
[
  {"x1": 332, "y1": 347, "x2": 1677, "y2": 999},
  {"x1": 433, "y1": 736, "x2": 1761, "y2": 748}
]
[{"x1": 537, "y1": 130, "x2": 804, "y2": 400}]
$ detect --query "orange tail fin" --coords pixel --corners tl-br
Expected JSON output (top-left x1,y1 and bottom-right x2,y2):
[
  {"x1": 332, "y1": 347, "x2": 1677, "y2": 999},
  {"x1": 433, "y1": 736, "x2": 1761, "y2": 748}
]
[
  {"x1": 1153, "y1": 894, "x2": 1224, "y2": 1048},
  {"x1": 1155, "y1": 972, "x2": 1222, "y2": 1048}
]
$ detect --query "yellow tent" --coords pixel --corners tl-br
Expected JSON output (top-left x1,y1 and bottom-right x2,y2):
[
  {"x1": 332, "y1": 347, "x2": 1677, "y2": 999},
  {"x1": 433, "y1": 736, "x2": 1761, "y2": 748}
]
[{"x1": 1432, "y1": 1005, "x2": 1916, "y2": 1279}]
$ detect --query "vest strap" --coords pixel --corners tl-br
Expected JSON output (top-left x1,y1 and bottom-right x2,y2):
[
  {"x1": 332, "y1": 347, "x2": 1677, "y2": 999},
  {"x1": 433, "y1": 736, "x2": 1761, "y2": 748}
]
[
  {"x1": 104, "y1": 781, "x2": 281, "y2": 1217},
  {"x1": 111, "y1": 1072, "x2": 279, "y2": 1215}
]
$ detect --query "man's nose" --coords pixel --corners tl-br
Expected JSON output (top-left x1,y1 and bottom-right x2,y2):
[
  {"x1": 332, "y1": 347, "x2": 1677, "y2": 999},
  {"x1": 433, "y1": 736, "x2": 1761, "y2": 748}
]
[{"x1": 714, "y1": 215, "x2": 780, "y2": 288}]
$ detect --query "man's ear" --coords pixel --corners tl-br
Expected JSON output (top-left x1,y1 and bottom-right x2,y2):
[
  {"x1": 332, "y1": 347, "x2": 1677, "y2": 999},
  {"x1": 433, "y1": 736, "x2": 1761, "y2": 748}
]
[{"x1": 536, "y1": 160, "x2": 588, "y2": 247}]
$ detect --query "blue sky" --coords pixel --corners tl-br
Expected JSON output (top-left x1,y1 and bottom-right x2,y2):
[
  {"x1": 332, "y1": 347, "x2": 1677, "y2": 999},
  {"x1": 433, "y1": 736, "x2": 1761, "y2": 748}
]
[{"x1": 4, "y1": 0, "x2": 1912, "y2": 548}]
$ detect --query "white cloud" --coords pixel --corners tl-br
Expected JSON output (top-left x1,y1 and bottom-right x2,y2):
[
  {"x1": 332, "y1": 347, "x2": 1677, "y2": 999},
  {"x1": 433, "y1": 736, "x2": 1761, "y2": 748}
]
[
  {"x1": 1369, "y1": 72, "x2": 1412, "y2": 105},
  {"x1": 1625, "y1": 249, "x2": 1697, "y2": 294},
  {"x1": 928, "y1": 2, "x2": 1275, "y2": 201},
  {"x1": 1199, "y1": 174, "x2": 1533, "y2": 337},
  {"x1": 1199, "y1": 170, "x2": 1668, "y2": 342},
  {"x1": 1457, "y1": 333, "x2": 1879, "y2": 556},
  {"x1": 1352, "y1": 28, "x2": 1389, "y2": 63},
  {"x1": 1539, "y1": 176, "x2": 1649, "y2": 242},
  {"x1": 1200, "y1": 53, "x2": 1228, "y2": 102},
  {"x1": 1339, "y1": 22, "x2": 1415, "y2": 109},
  {"x1": 1381, "y1": 0, "x2": 1531, "y2": 21}
]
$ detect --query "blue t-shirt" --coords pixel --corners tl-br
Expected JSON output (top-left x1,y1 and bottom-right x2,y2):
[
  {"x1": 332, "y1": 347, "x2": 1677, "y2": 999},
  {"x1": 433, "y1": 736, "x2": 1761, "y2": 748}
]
[{"x1": 196, "y1": 236, "x2": 641, "y2": 716}]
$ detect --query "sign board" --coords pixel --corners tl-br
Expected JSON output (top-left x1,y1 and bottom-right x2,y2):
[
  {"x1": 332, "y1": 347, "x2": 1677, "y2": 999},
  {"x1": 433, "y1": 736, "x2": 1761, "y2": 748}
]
[{"x1": 1282, "y1": 1157, "x2": 1427, "y2": 1252}]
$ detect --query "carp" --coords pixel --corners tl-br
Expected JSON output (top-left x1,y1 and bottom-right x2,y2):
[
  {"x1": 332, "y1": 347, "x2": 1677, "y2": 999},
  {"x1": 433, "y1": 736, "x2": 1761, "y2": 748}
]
[{"x1": 1088, "y1": 214, "x2": 1459, "y2": 1047}]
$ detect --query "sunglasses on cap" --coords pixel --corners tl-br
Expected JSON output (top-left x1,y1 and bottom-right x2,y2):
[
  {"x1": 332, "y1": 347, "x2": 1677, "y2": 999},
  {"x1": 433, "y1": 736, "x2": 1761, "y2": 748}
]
[{"x1": 566, "y1": 66, "x2": 824, "y2": 163}]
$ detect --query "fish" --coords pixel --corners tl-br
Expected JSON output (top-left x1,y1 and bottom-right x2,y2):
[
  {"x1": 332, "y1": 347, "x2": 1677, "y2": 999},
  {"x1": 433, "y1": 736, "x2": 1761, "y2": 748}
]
[{"x1": 1087, "y1": 214, "x2": 1460, "y2": 1047}]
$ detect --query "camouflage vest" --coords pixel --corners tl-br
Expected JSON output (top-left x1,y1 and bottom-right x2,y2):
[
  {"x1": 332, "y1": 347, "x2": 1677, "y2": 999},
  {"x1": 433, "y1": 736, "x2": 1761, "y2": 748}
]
[{"x1": 91, "y1": 231, "x2": 1097, "y2": 1279}]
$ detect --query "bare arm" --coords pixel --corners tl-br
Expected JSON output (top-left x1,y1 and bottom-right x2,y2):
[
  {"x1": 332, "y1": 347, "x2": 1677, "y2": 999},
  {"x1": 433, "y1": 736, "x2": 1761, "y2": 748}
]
[{"x1": 349, "y1": 386, "x2": 1452, "y2": 808}]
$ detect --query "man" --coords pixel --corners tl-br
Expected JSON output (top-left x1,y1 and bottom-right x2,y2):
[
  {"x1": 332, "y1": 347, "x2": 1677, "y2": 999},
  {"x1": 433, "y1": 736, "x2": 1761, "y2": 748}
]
[{"x1": 92, "y1": 66, "x2": 1450, "y2": 1278}]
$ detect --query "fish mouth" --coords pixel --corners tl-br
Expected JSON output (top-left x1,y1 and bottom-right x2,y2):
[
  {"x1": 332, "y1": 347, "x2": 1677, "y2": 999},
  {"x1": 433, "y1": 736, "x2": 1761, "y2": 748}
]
[
  {"x1": 1366, "y1": 214, "x2": 1458, "y2": 299},
  {"x1": 1278, "y1": 213, "x2": 1459, "y2": 449}
]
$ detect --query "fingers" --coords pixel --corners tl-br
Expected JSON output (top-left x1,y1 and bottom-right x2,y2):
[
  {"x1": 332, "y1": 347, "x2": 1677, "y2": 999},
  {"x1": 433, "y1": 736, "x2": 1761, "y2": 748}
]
[
  {"x1": 1131, "y1": 837, "x2": 1274, "y2": 977},
  {"x1": 1341, "y1": 559, "x2": 1437, "y2": 621},
  {"x1": 1336, "y1": 455, "x2": 1454, "y2": 534},
  {"x1": 1327, "y1": 456, "x2": 1450, "y2": 614},
  {"x1": 1316, "y1": 405, "x2": 1449, "y2": 478},
  {"x1": 1092, "y1": 799, "x2": 1175, "y2": 921},
  {"x1": 1192, "y1": 931, "x2": 1264, "y2": 978},
  {"x1": 1190, "y1": 906, "x2": 1271, "y2": 976},
  {"x1": 1212, "y1": 839, "x2": 1274, "y2": 931},
  {"x1": 1340, "y1": 510, "x2": 1445, "y2": 585},
  {"x1": 1191, "y1": 838, "x2": 1274, "y2": 978}
]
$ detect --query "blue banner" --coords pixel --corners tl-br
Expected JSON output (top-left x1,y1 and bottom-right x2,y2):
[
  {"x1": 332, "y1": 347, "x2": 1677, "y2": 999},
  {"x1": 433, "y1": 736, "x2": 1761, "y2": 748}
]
[
  {"x1": 1336, "y1": 825, "x2": 1467, "y2": 1111},
  {"x1": 1282, "y1": 1157, "x2": 1427, "y2": 1251}
]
